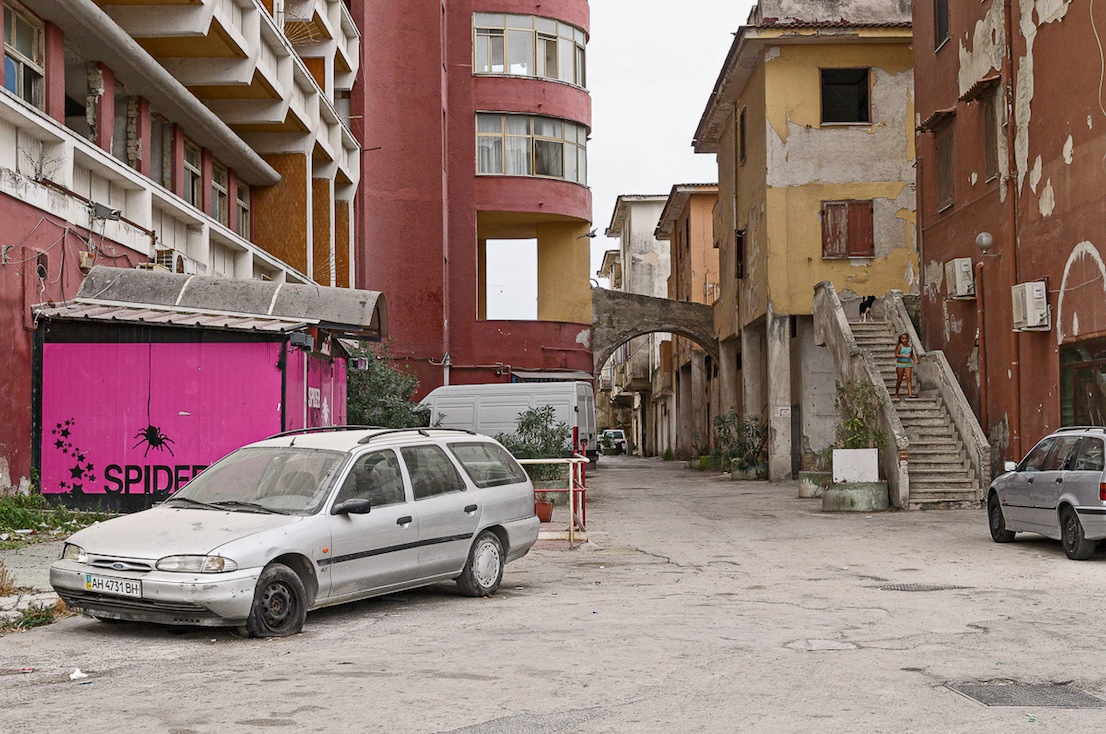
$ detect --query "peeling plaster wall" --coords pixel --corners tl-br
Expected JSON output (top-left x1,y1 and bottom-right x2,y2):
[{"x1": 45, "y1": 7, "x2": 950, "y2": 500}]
[
  {"x1": 1014, "y1": 0, "x2": 1072, "y2": 192},
  {"x1": 761, "y1": 41, "x2": 918, "y2": 316},
  {"x1": 751, "y1": 0, "x2": 910, "y2": 24}
]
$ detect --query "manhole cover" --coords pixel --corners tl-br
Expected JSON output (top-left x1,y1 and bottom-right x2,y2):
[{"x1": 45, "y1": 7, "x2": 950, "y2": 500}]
[
  {"x1": 879, "y1": 583, "x2": 968, "y2": 592},
  {"x1": 948, "y1": 682, "x2": 1106, "y2": 708}
]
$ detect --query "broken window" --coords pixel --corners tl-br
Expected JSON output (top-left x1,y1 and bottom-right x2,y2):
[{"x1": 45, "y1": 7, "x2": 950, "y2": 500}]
[
  {"x1": 735, "y1": 228, "x2": 746, "y2": 280},
  {"x1": 739, "y1": 108, "x2": 747, "y2": 164},
  {"x1": 183, "y1": 140, "x2": 202, "y2": 209},
  {"x1": 236, "y1": 182, "x2": 251, "y2": 240},
  {"x1": 934, "y1": 120, "x2": 955, "y2": 210},
  {"x1": 821, "y1": 68, "x2": 870, "y2": 124},
  {"x1": 934, "y1": 0, "x2": 950, "y2": 48},
  {"x1": 983, "y1": 91, "x2": 999, "y2": 182},
  {"x1": 149, "y1": 113, "x2": 172, "y2": 190},
  {"x1": 821, "y1": 200, "x2": 874, "y2": 259},
  {"x1": 3, "y1": 1, "x2": 44, "y2": 109},
  {"x1": 212, "y1": 164, "x2": 229, "y2": 226}
]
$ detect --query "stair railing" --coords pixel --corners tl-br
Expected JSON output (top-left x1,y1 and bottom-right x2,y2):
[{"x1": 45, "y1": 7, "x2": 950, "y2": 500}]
[
  {"x1": 882, "y1": 291, "x2": 991, "y2": 502},
  {"x1": 813, "y1": 281, "x2": 910, "y2": 508}
]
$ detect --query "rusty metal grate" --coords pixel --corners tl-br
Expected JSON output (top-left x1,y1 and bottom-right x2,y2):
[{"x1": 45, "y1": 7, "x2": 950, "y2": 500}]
[
  {"x1": 879, "y1": 583, "x2": 968, "y2": 592},
  {"x1": 948, "y1": 682, "x2": 1106, "y2": 708}
]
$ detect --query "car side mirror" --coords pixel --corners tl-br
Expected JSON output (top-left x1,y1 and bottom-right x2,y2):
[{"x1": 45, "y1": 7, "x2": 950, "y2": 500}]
[
  {"x1": 1003, "y1": 461, "x2": 1018, "y2": 473},
  {"x1": 331, "y1": 498, "x2": 372, "y2": 515}
]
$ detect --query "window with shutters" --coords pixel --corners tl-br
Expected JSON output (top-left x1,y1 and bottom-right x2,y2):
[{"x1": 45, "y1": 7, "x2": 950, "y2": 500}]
[
  {"x1": 821, "y1": 200, "x2": 874, "y2": 259},
  {"x1": 935, "y1": 120, "x2": 955, "y2": 210}
]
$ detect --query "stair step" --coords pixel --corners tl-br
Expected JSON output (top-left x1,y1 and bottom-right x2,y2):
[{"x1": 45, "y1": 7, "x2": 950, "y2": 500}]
[
  {"x1": 910, "y1": 481, "x2": 977, "y2": 491},
  {"x1": 908, "y1": 497, "x2": 980, "y2": 510}
]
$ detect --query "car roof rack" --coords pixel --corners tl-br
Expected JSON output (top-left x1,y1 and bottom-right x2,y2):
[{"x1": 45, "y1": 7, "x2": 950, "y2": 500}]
[
  {"x1": 358, "y1": 427, "x2": 478, "y2": 444},
  {"x1": 1053, "y1": 426, "x2": 1106, "y2": 433},
  {"x1": 267, "y1": 425, "x2": 383, "y2": 439}
]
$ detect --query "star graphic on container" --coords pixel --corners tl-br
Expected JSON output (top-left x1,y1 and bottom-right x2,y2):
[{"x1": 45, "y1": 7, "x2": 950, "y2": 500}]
[
  {"x1": 69, "y1": 465, "x2": 85, "y2": 479},
  {"x1": 54, "y1": 439, "x2": 64, "y2": 449},
  {"x1": 58, "y1": 481, "x2": 69, "y2": 491},
  {"x1": 59, "y1": 427, "x2": 70, "y2": 438},
  {"x1": 71, "y1": 483, "x2": 83, "y2": 493}
]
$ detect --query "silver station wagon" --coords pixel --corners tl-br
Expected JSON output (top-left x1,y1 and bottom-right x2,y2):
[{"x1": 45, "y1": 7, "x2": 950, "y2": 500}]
[
  {"x1": 51, "y1": 427, "x2": 540, "y2": 636},
  {"x1": 987, "y1": 426, "x2": 1106, "y2": 560}
]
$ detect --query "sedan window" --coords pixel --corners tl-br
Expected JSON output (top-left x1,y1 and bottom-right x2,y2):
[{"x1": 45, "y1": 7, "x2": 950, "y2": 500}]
[
  {"x1": 1042, "y1": 436, "x2": 1082, "y2": 471},
  {"x1": 449, "y1": 441, "x2": 528, "y2": 487},
  {"x1": 1073, "y1": 438, "x2": 1105, "y2": 471},
  {"x1": 334, "y1": 450, "x2": 406, "y2": 507},
  {"x1": 1019, "y1": 437, "x2": 1056, "y2": 472},
  {"x1": 401, "y1": 445, "x2": 467, "y2": 499}
]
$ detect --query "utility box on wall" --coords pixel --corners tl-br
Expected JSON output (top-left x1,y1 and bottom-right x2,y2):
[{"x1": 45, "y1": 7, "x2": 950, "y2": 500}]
[
  {"x1": 1012, "y1": 281, "x2": 1050, "y2": 331},
  {"x1": 945, "y1": 257, "x2": 975, "y2": 299}
]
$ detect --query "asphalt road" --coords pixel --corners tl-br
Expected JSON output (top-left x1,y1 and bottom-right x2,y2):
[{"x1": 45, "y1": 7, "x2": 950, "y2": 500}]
[{"x1": 2, "y1": 456, "x2": 1105, "y2": 733}]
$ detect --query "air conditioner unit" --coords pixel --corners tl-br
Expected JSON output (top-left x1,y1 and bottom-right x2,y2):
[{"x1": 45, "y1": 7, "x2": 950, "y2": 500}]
[
  {"x1": 1011, "y1": 281, "x2": 1050, "y2": 331},
  {"x1": 155, "y1": 248, "x2": 185, "y2": 274},
  {"x1": 945, "y1": 257, "x2": 975, "y2": 299}
]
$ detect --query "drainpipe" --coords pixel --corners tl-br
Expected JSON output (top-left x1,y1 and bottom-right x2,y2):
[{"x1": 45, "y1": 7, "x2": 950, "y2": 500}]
[
  {"x1": 1002, "y1": 0, "x2": 1023, "y2": 460},
  {"x1": 976, "y1": 261, "x2": 988, "y2": 430}
]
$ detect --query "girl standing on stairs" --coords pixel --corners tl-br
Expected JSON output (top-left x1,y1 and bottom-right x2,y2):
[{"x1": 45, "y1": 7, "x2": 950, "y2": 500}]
[{"x1": 893, "y1": 332, "x2": 917, "y2": 400}]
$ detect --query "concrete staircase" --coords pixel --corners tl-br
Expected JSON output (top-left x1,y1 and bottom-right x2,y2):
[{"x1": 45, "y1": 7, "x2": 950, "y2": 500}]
[{"x1": 850, "y1": 321, "x2": 978, "y2": 510}]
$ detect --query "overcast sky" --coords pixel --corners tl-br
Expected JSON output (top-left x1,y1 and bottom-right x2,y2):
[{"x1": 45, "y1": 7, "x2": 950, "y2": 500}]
[{"x1": 485, "y1": 0, "x2": 757, "y2": 318}]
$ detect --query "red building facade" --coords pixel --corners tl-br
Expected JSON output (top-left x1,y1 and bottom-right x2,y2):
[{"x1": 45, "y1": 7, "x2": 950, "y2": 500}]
[
  {"x1": 914, "y1": 0, "x2": 1106, "y2": 465},
  {"x1": 349, "y1": 0, "x2": 594, "y2": 394}
]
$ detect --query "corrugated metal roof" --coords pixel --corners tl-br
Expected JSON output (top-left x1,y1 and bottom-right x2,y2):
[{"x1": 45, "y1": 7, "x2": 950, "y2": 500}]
[
  {"x1": 35, "y1": 266, "x2": 387, "y2": 339},
  {"x1": 34, "y1": 302, "x2": 307, "y2": 333}
]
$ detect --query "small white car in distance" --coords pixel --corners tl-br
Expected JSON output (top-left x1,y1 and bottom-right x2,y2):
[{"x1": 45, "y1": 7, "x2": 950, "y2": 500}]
[{"x1": 51, "y1": 427, "x2": 540, "y2": 636}]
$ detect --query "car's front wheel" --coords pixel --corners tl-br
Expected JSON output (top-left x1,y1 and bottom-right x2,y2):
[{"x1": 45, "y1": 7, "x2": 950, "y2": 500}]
[
  {"x1": 456, "y1": 531, "x2": 503, "y2": 597},
  {"x1": 244, "y1": 563, "x2": 307, "y2": 637},
  {"x1": 988, "y1": 493, "x2": 1016, "y2": 543},
  {"x1": 1060, "y1": 507, "x2": 1097, "y2": 561}
]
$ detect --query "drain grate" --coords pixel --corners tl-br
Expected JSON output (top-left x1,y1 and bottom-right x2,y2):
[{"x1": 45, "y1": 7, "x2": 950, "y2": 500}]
[
  {"x1": 948, "y1": 682, "x2": 1106, "y2": 708},
  {"x1": 879, "y1": 583, "x2": 968, "y2": 592}
]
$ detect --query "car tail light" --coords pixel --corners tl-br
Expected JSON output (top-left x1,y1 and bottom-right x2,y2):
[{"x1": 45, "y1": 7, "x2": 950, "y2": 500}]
[{"x1": 1100, "y1": 483, "x2": 1106, "y2": 502}]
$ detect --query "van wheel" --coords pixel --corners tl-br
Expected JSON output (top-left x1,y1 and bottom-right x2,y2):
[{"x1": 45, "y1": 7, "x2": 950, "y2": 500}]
[
  {"x1": 457, "y1": 531, "x2": 503, "y2": 597},
  {"x1": 1060, "y1": 507, "x2": 1097, "y2": 561}
]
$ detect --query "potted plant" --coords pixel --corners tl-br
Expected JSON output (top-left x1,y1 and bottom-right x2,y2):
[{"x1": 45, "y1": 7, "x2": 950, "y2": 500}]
[
  {"x1": 715, "y1": 409, "x2": 768, "y2": 480},
  {"x1": 824, "y1": 381, "x2": 889, "y2": 511},
  {"x1": 533, "y1": 492, "x2": 554, "y2": 523}
]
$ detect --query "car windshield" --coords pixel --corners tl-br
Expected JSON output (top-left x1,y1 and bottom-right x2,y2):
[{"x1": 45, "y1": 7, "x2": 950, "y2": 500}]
[{"x1": 170, "y1": 446, "x2": 348, "y2": 515}]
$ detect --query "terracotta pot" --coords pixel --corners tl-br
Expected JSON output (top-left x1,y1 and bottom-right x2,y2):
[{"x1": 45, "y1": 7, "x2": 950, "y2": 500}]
[{"x1": 534, "y1": 500, "x2": 554, "y2": 523}]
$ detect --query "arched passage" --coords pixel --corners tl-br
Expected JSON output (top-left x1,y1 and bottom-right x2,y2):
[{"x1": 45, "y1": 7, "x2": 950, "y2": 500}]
[{"x1": 591, "y1": 287, "x2": 718, "y2": 374}]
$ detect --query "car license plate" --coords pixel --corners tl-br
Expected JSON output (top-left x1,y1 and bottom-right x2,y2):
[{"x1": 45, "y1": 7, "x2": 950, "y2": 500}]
[{"x1": 85, "y1": 574, "x2": 142, "y2": 598}]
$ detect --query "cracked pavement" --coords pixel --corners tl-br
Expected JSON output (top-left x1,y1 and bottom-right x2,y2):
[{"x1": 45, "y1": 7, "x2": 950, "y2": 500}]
[{"x1": 1, "y1": 455, "x2": 1105, "y2": 732}]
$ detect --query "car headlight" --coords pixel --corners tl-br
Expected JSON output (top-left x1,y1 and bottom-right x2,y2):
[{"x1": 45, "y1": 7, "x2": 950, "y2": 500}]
[
  {"x1": 155, "y1": 555, "x2": 239, "y2": 573},
  {"x1": 62, "y1": 544, "x2": 87, "y2": 563}
]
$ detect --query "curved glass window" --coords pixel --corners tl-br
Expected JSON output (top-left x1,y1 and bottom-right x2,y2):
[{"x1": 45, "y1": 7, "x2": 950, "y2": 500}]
[
  {"x1": 476, "y1": 113, "x2": 587, "y2": 185},
  {"x1": 473, "y1": 13, "x2": 586, "y2": 87}
]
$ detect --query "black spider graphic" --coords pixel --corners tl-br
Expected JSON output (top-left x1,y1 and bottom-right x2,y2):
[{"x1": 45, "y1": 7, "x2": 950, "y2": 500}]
[{"x1": 134, "y1": 425, "x2": 175, "y2": 456}]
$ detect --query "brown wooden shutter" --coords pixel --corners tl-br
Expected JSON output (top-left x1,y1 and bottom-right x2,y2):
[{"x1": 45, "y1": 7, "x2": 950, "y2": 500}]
[
  {"x1": 846, "y1": 200, "x2": 874, "y2": 257},
  {"x1": 821, "y1": 202, "x2": 848, "y2": 258}
]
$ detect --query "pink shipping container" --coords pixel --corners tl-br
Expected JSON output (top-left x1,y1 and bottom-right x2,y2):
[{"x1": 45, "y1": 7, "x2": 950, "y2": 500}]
[{"x1": 32, "y1": 267, "x2": 386, "y2": 512}]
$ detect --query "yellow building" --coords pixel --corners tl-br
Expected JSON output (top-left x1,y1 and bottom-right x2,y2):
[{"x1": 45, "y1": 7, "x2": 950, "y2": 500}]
[{"x1": 693, "y1": 3, "x2": 916, "y2": 479}]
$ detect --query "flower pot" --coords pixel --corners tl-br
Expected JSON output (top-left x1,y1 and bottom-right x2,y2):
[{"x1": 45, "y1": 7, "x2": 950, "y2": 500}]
[{"x1": 534, "y1": 500, "x2": 554, "y2": 523}]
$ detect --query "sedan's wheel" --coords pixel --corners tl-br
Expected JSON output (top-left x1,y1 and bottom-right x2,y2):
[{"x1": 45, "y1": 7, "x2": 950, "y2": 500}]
[
  {"x1": 457, "y1": 531, "x2": 504, "y2": 597},
  {"x1": 244, "y1": 563, "x2": 307, "y2": 637},
  {"x1": 988, "y1": 494, "x2": 1016, "y2": 543},
  {"x1": 1060, "y1": 507, "x2": 1097, "y2": 561}
]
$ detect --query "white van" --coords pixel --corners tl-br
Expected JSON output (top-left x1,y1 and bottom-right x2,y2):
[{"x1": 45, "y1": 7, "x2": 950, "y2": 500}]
[{"x1": 419, "y1": 381, "x2": 598, "y2": 464}]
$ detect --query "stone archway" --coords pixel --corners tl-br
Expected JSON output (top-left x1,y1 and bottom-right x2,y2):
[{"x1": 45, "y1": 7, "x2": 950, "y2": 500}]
[{"x1": 591, "y1": 287, "x2": 718, "y2": 373}]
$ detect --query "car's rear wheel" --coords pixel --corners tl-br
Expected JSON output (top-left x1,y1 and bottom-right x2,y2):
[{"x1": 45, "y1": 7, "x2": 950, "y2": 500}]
[
  {"x1": 456, "y1": 531, "x2": 503, "y2": 597},
  {"x1": 1060, "y1": 507, "x2": 1097, "y2": 560},
  {"x1": 244, "y1": 563, "x2": 307, "y2": 637},
  {"x1": 988, "y1": 494, "x2": 1016, "y2": 543}
]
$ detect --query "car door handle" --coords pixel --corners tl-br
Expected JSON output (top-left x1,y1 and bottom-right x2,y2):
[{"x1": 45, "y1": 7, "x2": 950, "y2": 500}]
[
  {"x1": 464, "y1": 504, "x2": 478, "y2": 514},
  {"x1": 1056, "y1": 477, "x2": 1064, "y2": 483},
  {"x1": 396, "y1": 516, "x2": 413, "y2": 526}
]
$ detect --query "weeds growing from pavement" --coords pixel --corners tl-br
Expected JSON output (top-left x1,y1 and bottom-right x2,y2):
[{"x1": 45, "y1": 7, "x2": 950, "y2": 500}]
[
  {"x1": 0, "y1": 493, "x2": 112, "y2": 548},
  {"x1": 0, "y1": 560, "x2": 15, "y2": 596}
]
